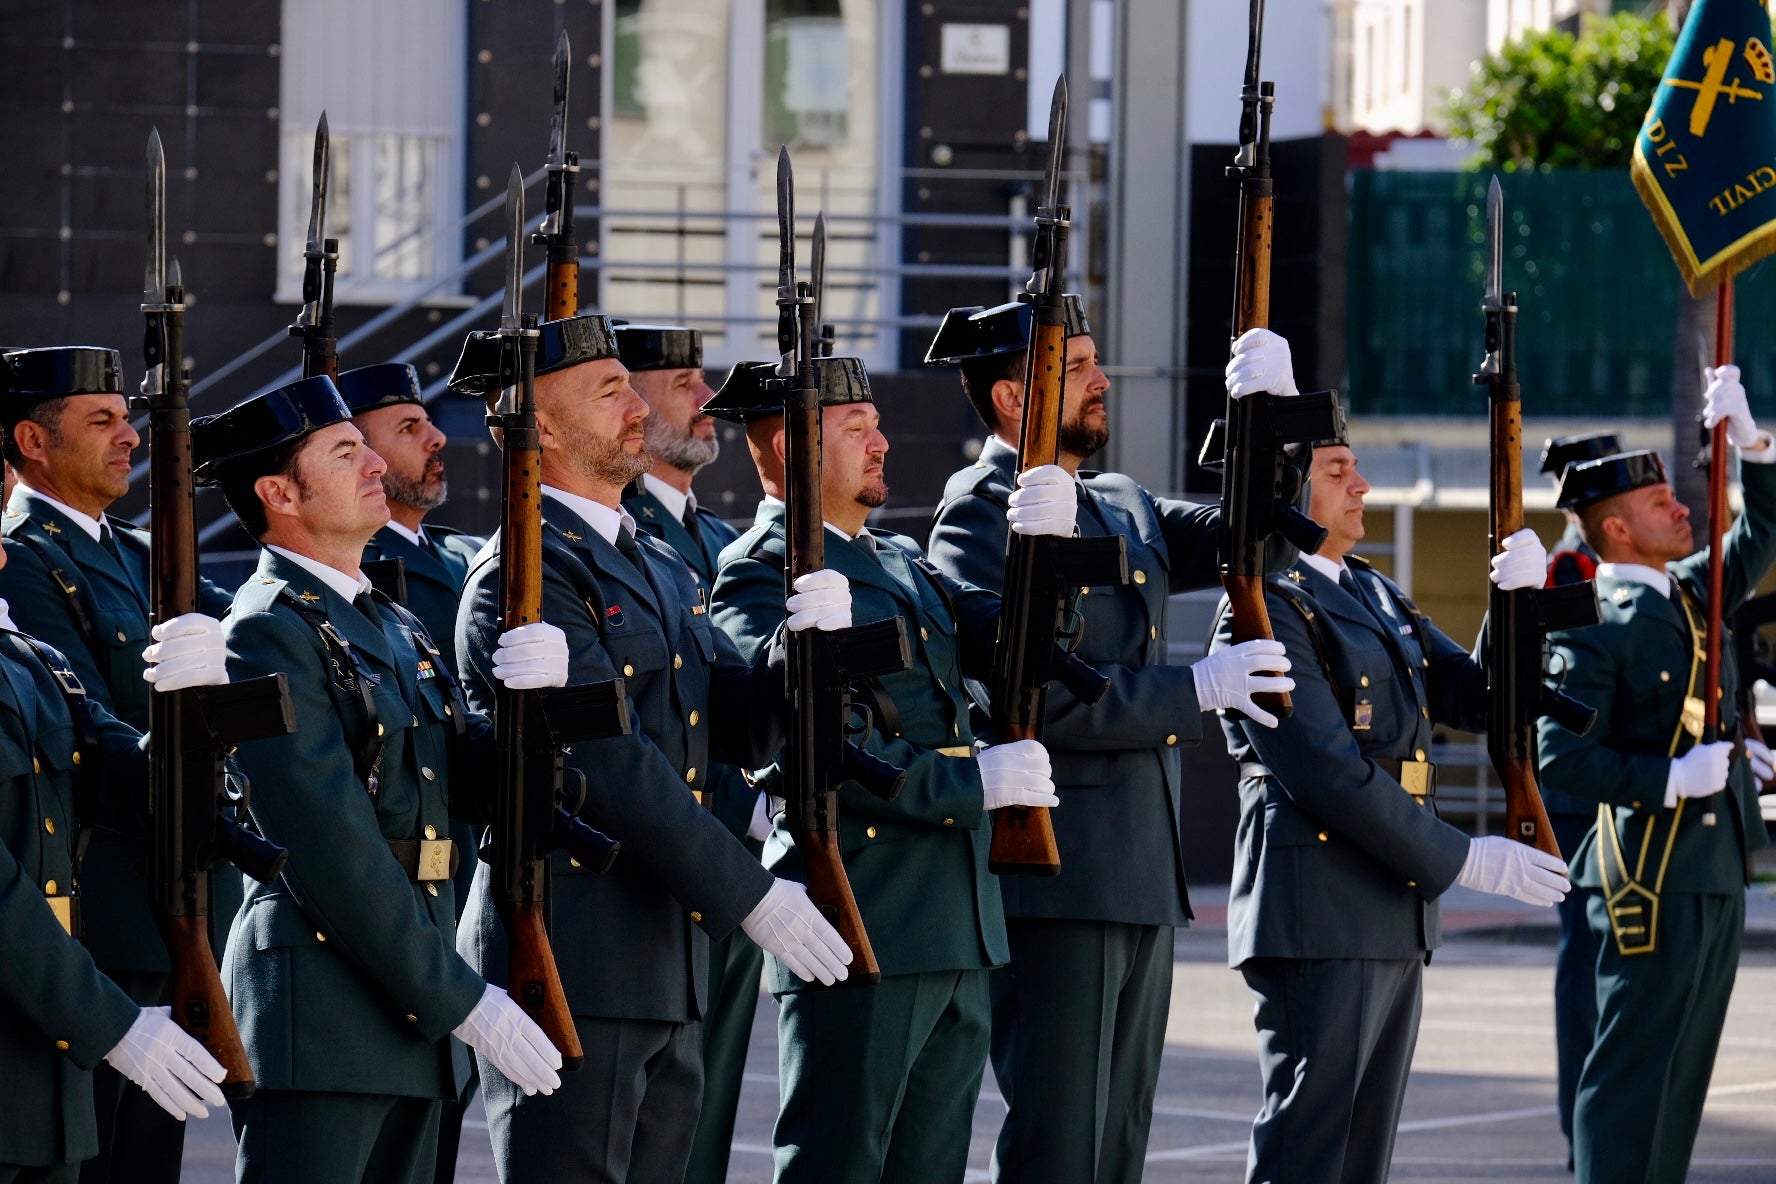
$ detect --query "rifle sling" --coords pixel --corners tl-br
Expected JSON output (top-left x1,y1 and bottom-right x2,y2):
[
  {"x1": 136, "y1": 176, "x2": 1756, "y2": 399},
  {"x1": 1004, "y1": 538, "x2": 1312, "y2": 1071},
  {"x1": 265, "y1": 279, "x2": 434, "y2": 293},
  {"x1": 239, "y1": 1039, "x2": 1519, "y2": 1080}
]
[{"x1": 10, "y1": 533, "x2": 101, "y2": 658}]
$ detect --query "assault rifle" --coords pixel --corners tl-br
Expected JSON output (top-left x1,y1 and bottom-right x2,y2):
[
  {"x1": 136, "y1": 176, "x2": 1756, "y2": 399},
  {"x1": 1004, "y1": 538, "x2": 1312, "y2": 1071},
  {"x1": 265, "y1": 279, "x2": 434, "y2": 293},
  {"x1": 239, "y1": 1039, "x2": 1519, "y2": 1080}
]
[
  {"x1": 140, "y1": 128, "x2": 296, "y2": 1099},
  {"x1": 532, "y1": 30, "x2": 581, "y2": 321},
  {"x1": 288, "y1": 113, "x2": 338, "y2": 380},
  {"x1": 775, "y1": 150, "x2": 911, "y2": 986},
  {"x1": 1474, "y1": 176, "x2": 1598, "y2": 858},
  {"x1": 984, "y1": 77, "x2": 1127, "y2": 877},
  {"x1": 1214, "y1": 0, "x2": 1343, "y2": 721},
  {"x1": 487, "y1": 166, "x2": 628, "y2": 1068}
]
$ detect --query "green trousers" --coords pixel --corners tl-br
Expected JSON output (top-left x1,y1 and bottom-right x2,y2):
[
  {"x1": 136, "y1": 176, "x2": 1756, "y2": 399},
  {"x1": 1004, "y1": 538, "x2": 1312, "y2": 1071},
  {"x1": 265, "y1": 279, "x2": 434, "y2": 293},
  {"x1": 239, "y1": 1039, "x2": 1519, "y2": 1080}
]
[
  {"x1": 774, "y1": 968, "x2": 991, "y2": 1184},
  {"x1": 988, "y1": 919, "x2": 1174, "y2": 1183},
  {"x1": 1575, "y1": 890, "x2": 1743, "y2": 1184},
  {"x1": 231, "y1": 1090, "x2": 441, "y2": 1184},
  {"x1": 684, "y1": 929, "x2": 765, "y2": 1184}
]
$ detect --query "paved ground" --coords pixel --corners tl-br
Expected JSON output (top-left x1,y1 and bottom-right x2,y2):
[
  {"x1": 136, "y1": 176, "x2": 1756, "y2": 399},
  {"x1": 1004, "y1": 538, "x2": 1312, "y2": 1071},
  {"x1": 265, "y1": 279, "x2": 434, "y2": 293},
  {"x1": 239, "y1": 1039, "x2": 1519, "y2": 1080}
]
[{"x1": 180, "y1": 883, "x2": 1776, "y2": 1182}]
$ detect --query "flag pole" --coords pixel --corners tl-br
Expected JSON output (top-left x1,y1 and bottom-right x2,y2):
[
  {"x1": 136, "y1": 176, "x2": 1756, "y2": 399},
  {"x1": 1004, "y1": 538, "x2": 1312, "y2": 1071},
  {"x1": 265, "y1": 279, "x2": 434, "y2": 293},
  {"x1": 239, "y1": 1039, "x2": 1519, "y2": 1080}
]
[{"x1": 1701, "y1": 275, "x2": 1733, "y2": 827}]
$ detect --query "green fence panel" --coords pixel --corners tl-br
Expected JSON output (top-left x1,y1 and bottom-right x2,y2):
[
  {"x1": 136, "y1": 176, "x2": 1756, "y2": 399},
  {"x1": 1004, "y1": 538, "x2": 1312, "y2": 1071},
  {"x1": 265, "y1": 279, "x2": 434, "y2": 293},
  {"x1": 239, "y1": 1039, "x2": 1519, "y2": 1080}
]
[{"x1": 1346, "y1": 169, "x2": 1776, "y2": 418}]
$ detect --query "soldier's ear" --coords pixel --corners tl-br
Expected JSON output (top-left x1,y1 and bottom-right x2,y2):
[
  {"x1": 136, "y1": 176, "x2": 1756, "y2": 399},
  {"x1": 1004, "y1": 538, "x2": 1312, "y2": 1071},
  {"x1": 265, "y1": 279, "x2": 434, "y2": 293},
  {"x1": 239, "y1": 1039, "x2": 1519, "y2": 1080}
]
[
  {"x1": 990, "y1": 378, "x2": 1024, "y2": 435},
  {"x1": 253, "y1": 471, "x2": 301, "y2": 522},
  {"x1": 9, "y1": 419, "x2": 51, "y2": 466}
]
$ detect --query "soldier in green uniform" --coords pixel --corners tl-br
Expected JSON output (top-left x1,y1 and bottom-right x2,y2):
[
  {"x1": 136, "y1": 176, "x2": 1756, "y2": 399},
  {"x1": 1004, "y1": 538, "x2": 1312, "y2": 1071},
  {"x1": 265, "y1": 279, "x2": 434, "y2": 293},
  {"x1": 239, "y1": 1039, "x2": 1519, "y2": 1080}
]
[
  {"x1": 610, "y1": 322, "x2": 767, "y2": 1184},
  {"x1": 707, "y1": 354, "x2": 1066, "y2": 1184},
  {"x1": 1536, "y1": 429, "x2": 1620, "y2": 1169},
  {"x1": 1538, "y1": 365, "x2": 1776, "y2": 1184},
  {"x1": 924, "y1": 307, "x2": 1300, "y2": 1182},
  {"x1": 448, "y1": 314, "x2": 851, "y2": 1184},
  {"x1": 1211, "y1": 395, "x2": 1570, "y2": 1184},
  {"x1": 334, "y1": 360, "x2": 487, "y2": 1184},
  {"x1": 0, "y1": 473, "x2": 235, "y2": 1181},
  {"x1": 192, "y1": 374, "x2": 570, "y2": 1184},
  {"x1": 0, "y1": 345, "x2": 235, "y2": 1184}
]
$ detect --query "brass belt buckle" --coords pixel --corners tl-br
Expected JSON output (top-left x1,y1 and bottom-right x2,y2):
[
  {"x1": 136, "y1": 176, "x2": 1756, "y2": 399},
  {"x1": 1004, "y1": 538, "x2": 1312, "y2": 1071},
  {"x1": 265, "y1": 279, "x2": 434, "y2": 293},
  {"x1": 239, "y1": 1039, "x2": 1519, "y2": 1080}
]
[
  {"x1": 416, "y1": 839, "x2": 455, "y2": 882},
  {"x1": 692, "y1": 789, "x2": 708, "y2": 807},
  {"x1": 934, "y1": 745, "x2": 974, "y2": 758},
  {"x1": 1399, "y1": 760, "x2": 1432, "y2": 798},
  {"x1": 46, "y1": 894, "x2": 74, "y2": 935}
]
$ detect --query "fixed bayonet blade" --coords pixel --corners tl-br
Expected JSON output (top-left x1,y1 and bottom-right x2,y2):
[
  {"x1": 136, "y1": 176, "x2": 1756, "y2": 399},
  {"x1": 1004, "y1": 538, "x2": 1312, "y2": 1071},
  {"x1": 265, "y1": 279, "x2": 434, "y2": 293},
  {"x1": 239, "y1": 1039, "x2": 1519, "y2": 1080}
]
[
  {"x1": 1041, "y1": 76, "x2": 1067, "y2": 211},
  {"x1": 548, "y1": 30, "x2": 571, "y2": 166},
  {"x1": 810, "y1": 211, "x2": 826, "y2": 341},
  {"x1": 144, "y1": 128, "x2": 166, "y2": 303},
  {"x1": 776, "y1": 147, "x2": 797, "y2": 375},
  {"x1": 169, "y1": 256, "x2": 182, "y2": 290},
  {"x1": 1484, "y1": 175, "x2": 1504, "y2": 310},
  {"x1": 501, "y1": 165, "x2": 525, "y2": 335},
  {"x1": 305, "y1": 112, "x2": 329, "y2": 253}
]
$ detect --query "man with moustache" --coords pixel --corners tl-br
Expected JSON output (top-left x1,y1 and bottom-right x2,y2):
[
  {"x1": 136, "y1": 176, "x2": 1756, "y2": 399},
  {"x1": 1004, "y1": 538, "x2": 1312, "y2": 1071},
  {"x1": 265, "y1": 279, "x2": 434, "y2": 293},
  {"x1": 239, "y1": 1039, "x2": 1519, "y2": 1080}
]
[
  {"x1": 1538, "y1": 366, "x2": 1776, "y2": 1184},
  {"x1": 707, "y1": 354, "x2": 1066, "y2": 1184},
  {"x1": 924, "y1": 308, "x2": 1298, "y2": 1183},
  {"x1": 611, "y1": 322, "x2": 765, "y2": 1184},
  {"x1": 448, "y1": 314, "x2": 853, "y2": 1184},
  {"x1": 194, "y1": 374, "x2": 571, "y2": 1184},
  {"x1": 0, "y1": 345, "x2": 235, "y2": 1184},
  {"x1": 1210, "y1": 409, "x2": 1571, "y2": 1184},
  {"x1": 334, "y1": 361, "x2": 487, "y2": 1184}
]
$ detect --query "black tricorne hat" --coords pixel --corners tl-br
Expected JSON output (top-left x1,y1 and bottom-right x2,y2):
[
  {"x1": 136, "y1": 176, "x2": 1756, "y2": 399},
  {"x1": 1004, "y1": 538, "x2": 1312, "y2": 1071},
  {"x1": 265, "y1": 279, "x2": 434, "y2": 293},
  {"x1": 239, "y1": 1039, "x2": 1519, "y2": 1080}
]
[
  {"x1": 0, "y1": 347, "x2": 124, "y2": 425},
  {"x1": 336, "y1": 362, "x2": 422, "y2": 416},
  {"x1": 701, "y1": 357, "x2": 874, "y2": 424},
  {"x1": 191, "y1": 374, "x2": 352, "y2": 485},
  {"x1": 923, "y1": 295, "x2": 1092, "y2": 366},
  {"x1": 1539, "y1": 431, "x2": 1624, "y2": 477},
  {"x1": 447, "y1": 314, "x2": 621, "y2": 398},
  {"x1": 613, "y1": 323, "x2": 702, "y2": 373},
  {"x1": 1557, "y1": 449, "x2": 1668, "y2": 510}
]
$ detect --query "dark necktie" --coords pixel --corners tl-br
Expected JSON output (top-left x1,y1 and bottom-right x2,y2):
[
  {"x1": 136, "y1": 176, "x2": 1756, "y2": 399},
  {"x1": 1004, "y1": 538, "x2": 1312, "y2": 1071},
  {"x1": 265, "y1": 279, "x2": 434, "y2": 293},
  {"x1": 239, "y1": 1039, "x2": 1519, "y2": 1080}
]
[
  {"x1": 98, "y1": 522, "x2": 122, "y2": 562},
  {"x1": 681, "y1": 506, "x2": 714, "y2": 573},
  {"x1": 1339, "y1": 568, "x2": 1386, "y2": 627},
  {"x1": 615, "y1": 525, "x2": 648, "y2": 576},
  {"x1": 353, "y1": 591, "x2": 382, "y2": 627}
]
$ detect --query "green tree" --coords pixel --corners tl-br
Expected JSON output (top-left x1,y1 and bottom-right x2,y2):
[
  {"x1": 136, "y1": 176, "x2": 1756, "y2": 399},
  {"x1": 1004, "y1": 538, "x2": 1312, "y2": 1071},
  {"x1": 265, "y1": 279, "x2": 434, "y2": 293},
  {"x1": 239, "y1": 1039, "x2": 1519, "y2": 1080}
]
[{"x1": 1442, "y1": 13, "x2": 1675, "y2": 170}]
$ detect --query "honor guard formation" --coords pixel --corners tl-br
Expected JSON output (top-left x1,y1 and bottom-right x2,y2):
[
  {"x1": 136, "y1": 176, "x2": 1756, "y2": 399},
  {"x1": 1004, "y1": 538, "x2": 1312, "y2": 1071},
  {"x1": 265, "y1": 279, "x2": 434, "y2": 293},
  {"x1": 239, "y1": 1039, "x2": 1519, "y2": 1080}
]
[{"x1": 2, "y1": 10, "x2": 1773, "y2": 1184}]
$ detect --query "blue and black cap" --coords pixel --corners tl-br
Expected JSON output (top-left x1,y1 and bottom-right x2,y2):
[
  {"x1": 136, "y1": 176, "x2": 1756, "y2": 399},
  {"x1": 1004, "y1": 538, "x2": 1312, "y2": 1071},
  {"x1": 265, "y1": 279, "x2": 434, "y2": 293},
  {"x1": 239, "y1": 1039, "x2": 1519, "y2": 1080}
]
[
  {"x1": 701, "y1": 357, "x2": 874, "y2": 424},
  {"x1": 0, "y1": 346, "x2": 124, "y2": 427},
  {"x1": 448, "y1": 313, "x2": 621, "y2": 398},
  {"x1": 923, "y1": 295, "x2": 1092, "y2": 367},
  {"x1": 612, "y1": 322, "x2": 702, "y2": 373},
  {"x1": 335, "y1": 362, "x2": 423, "y2": 416},
  {"x1": 1539, "y1": 431, "x2": 1624, "y2": 477},
  {"x1": 1557, "y1": 449, "x2": 1668, "y2": 511},
  {"x1": 191, "y1": 374, "x2": 352, "y2": 486}
]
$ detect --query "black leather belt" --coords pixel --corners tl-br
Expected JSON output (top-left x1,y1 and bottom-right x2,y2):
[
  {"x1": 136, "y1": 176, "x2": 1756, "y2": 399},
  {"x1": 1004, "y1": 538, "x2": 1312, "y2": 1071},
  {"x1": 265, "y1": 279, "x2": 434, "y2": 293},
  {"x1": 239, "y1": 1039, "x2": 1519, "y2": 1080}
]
[
  {"x1": 387, "y1": 839, "x2": 459, "y2": 882},
  {"x1": 1239, "y1": 759, "x2": 1436, "y2": 798}
]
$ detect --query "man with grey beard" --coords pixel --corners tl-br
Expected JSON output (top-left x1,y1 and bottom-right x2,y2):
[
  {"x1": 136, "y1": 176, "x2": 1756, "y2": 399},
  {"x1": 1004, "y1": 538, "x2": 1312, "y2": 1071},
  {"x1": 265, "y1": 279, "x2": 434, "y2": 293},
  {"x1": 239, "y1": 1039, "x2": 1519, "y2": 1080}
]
[
  {"x1": 614, "y1": 323, "x2": 762, "y2": 1184},
  {"x1": 335, "y1": 361, "x2": 487, "y2": 1184}
]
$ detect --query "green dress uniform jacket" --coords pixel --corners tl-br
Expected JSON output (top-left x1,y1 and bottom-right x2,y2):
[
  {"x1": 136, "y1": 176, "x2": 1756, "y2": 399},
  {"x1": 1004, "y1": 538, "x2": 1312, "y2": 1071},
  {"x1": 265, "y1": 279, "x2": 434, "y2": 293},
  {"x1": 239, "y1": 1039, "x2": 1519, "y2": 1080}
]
[
  {"x1": 361, "y1": 525, "x2": 483, "y2": 673},
  {"x1": 623, "y1": 478, "x2": 739, "y2": 596},
  {"x1": 1213, "y1": 559, "x2": 1481, "y2": 1184},
  {"x1": 454, "y1": 496, "x2": 782, "y2": 1184},
  {"x1": 220, "y1": 550, "x2": 486, "y2": 1101},
  {"x1": 1538, "y1": 461, "x2": 1776, "y2": 1184},
  {"x1": 927, "y1": 436, "x2": 1231, "y2": 1183},
  {"x1": 713, "y1": 501, "x2": 1007, "y2": 1184},
  {"x1": 0, "y1": 631, "x2": 143, "y2": 1172},
  {"x1": 0, "y1": 488, "x2": 233, "y2": 977}
]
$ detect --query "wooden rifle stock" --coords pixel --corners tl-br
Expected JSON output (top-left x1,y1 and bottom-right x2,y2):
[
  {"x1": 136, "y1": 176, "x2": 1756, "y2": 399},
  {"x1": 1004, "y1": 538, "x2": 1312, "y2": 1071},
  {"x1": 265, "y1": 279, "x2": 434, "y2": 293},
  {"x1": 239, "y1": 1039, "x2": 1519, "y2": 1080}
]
[
  {"x1": 545, "y1": 251, "x2": 578, "y2": 321},
  {"x1": 164, "y1": 915, "x2": 253, "y2": 1095}
]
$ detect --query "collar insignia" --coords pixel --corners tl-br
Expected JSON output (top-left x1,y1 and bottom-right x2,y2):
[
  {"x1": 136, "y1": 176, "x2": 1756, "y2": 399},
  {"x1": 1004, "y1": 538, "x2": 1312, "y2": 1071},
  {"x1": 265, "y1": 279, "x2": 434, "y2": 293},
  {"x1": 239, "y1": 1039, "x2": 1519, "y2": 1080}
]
[
  {"x1": 641, "y1": 505, "x2": 656, "y2": 518},
  {"x1": 41, "y1": 522, "x2": 60, "y2": 535},
  {"x1": 1286, "y1": 569, "x2": 1307, "y2": 583},
  {"x1": 298, "y1": 590, "x2": 321, "y2": 603},
  {"x1": 561, "y1": 529, "x2": 583, "y2": 542}
]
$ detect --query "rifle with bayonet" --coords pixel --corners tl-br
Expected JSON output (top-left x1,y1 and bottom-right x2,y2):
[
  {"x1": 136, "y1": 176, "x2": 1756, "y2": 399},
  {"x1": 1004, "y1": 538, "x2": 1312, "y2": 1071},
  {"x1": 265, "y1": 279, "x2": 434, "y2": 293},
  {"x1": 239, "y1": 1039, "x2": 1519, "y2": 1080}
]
[
  {"x1": 532, "y1": 30, "x2": 581, "y2": 321},
  {"x1": 487, "y1": 166, "x2": 628, "y2": 1068},
  {"x1": 984, "y1": 77, "x2": 1127, "y2": 877},
  {"x1": 810, "y1": 220, "x2": 836, "y2": 358},
  {"x1": 140, "y1": 127, "x2": 297, "y2": 1099},
  {"x1": 1473, "y1": 176, "x2": 1598, "y2": 859},
  {"x1": 775, "y1": 150, "x2": 912, "y2": 986},
  {"x1": 288, "y1": 113, "x2": 338, "y2": 380},
  {"x1": 1214, "y1": 0, "x2": 1344, "y2": 721}
]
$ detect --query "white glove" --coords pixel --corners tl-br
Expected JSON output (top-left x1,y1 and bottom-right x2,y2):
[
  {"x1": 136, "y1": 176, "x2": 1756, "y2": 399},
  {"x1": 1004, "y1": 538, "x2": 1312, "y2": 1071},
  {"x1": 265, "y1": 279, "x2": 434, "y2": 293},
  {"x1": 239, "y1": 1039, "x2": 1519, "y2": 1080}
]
[
  {"x1": 786, "y1": 569, "x2": 851, "y2": 633},
  {"x1": 1703, "y1": 364, "x2": 1766, "y2": 450},
  {"x1": 1746, "y1": 736, "x2": 1775, "y2": 788},
  {"x1": 103, "y1": 1006, "x2": 227, "y2": 1121},
  {"x1": 1456, "y1": 836, "x2": 1570, "y2": 907},
  {"x1": 1225, "y1": 328, "x2": 1301, "y2": 399},
  {"x1": 977, "y1": 738, "x2": 1059, "y2": 811},
  {"x1": 741, "y1": 878, "x2": 852, "y2": 986},
  {"x1": 1006, "y1": 464, "x2": 1077, "y2": 537},
  {"x1": 491, "y1": 622, "x2": 570, "y2": 690},
  {"x1": 141, "y1": 613, "x2": 229, "y2": 693},
  {"x1": 453, "y1": 983, "x2": 563, "y2": 1097},
  {"x1": 1489, "y1": 528, "x2": 1548, "y2": 592},
  {"x1": 1665, "y1": 740, "x2": 1733, "y2": 808},
  {"x1": 746, "y1": 791, "x2": 775, "y2": 843},
  {"x1": 1192, "y1": 639, "x2": 1295, "y2": 729}
]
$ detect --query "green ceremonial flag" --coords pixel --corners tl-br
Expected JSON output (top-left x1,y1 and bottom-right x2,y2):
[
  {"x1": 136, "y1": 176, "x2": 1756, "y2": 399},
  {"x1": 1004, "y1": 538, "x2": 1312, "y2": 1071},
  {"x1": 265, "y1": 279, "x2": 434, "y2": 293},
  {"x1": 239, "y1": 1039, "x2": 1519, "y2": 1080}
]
[{"x1": 1632, "y1": 0, "x2": 1776, "y2": 296}]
